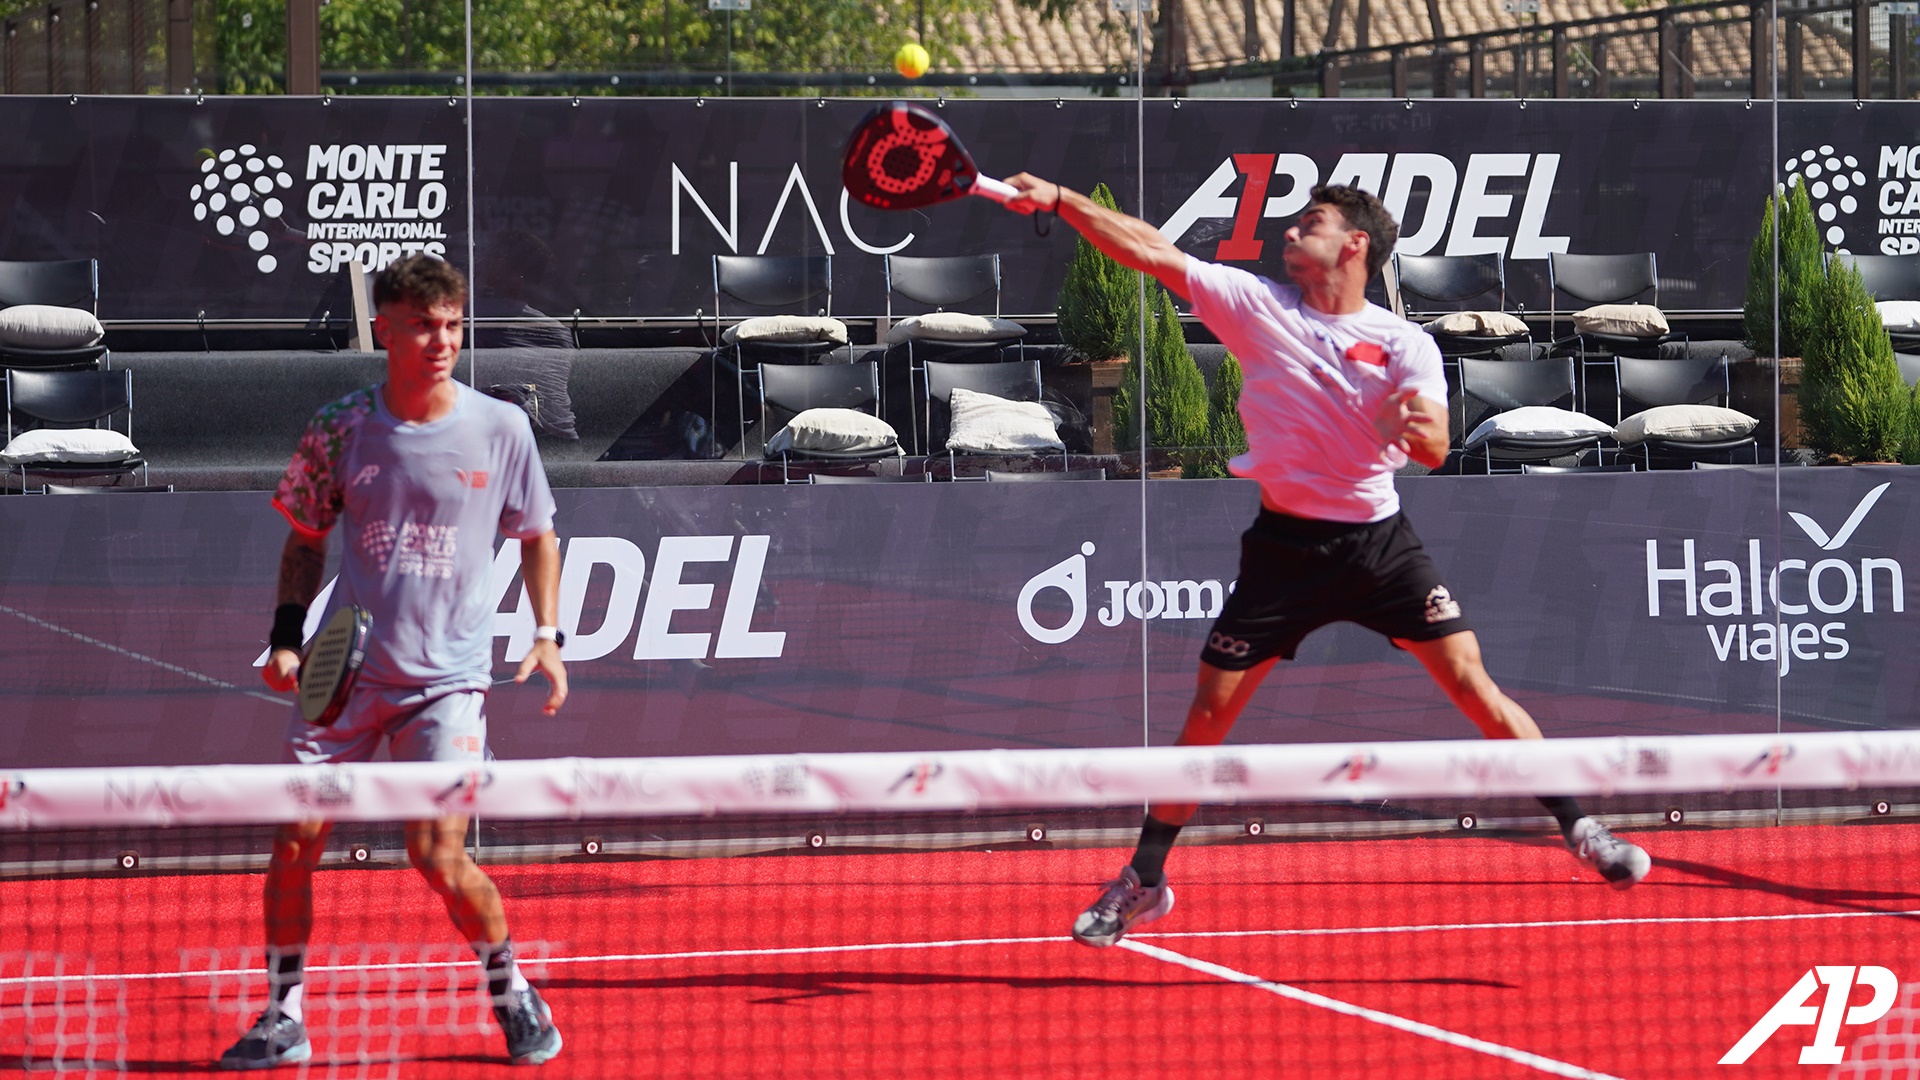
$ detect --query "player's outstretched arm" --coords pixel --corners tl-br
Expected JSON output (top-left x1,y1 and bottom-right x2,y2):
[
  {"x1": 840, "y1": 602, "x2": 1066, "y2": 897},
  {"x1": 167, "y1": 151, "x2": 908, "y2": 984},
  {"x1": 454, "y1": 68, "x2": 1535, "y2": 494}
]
[
  {"x1": 1002, "y1": 173, "x2": 1191, "y2": 299},
  {"x1": 514, "y1": 528, "x2": 569, "y2": 716},
  {"x1": 264, "y1": 529, "x2": 328, "y2": 692}
]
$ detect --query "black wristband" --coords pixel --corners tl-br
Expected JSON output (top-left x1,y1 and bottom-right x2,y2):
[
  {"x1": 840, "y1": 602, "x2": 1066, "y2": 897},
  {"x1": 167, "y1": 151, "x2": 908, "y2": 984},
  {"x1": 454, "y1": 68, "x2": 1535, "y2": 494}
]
[{"x1": 269, "y1": 603, "x2": 307, "y2": 652}]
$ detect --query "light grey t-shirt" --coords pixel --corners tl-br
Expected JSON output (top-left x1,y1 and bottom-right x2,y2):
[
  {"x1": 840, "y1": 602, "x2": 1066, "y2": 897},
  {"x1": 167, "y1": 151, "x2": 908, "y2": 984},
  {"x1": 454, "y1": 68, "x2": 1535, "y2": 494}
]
[{"x1": 273, "y1": 382, "x2": 557, "y2": 691}]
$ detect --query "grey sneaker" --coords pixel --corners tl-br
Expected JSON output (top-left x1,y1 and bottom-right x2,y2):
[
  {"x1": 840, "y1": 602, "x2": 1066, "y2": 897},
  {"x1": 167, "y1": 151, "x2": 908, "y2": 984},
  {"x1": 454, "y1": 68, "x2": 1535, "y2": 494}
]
[
  {"x1": 217, "y1": 1010, "x2": 312, "y2": 1070},
  {"x1": 1071, "y1": 866, "x2": 1175, "y2": 947},
  {"x1": 495, "y1": 985, "x2": 563, "y2": 1066},
  {"x1": 1569, "y1": 818, "x2": 1651, "y2": 890}
]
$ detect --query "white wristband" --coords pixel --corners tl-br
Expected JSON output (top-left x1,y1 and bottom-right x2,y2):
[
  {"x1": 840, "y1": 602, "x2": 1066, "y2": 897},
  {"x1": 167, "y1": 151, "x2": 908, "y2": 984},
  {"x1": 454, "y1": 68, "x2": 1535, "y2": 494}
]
[{"x1": 533, "y1": 626, "x2": 561, "y2": 642}]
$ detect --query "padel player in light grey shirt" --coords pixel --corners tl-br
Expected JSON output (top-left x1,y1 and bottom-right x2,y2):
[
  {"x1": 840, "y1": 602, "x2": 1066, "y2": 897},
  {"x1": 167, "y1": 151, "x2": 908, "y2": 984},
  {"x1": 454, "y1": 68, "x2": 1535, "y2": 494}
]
[{"x1": 221, "y1": 255, "x2": 566, "y2": 1070}]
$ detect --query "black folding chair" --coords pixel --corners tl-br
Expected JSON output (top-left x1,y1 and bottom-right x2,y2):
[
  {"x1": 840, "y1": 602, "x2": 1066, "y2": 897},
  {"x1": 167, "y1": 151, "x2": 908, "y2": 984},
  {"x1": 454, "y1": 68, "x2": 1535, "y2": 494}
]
[
  {"x1": 0, "y1": 258, "x2": 107, "y2": 370},
  {"x1": 710, "y1": 255, "x2": 845, "y2": 456},
  {"x1": 5, "y1": 368, "x2": 146, "y2": 489}
]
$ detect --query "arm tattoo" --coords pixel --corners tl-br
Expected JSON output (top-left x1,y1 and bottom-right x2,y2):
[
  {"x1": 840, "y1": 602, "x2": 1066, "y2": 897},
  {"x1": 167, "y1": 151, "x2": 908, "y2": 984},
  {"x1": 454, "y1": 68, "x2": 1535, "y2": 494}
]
[{"x1": 277, "y1": 534, "x2": 327, "y2": 608}]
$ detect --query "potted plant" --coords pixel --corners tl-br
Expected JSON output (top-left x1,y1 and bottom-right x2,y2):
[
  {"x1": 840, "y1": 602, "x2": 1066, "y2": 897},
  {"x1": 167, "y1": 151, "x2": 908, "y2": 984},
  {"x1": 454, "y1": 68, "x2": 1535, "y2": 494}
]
[
  {"x1": 1057, "y1": 183, "x2": 1141, "y2": 455},
  {"x1": 1113, "y1": 285, "x2": 1210, "y2": 476},
  {"x1": 1057, "y1": 182, "x2": 1137, "y2": 363},
  {"x1": 1183, "y1": 352, "x2": 1247, "y2": 479},
  {"x1": 1799, "y1": 257, "x2": 1916, "y2": 463},
  {"x1": 1736, "y1": 179, "x2": 1825, "y2": 450}
]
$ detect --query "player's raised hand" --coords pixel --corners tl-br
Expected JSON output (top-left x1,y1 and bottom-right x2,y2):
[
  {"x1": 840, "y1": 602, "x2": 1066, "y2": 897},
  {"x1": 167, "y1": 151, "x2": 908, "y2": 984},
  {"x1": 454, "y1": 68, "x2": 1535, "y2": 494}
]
[
  {"x1": 516, "y1": 640, "x2": 569, "y2": 716},
  {"x1": 263, "y1": 648, "x2": 301, "y2": 692}
]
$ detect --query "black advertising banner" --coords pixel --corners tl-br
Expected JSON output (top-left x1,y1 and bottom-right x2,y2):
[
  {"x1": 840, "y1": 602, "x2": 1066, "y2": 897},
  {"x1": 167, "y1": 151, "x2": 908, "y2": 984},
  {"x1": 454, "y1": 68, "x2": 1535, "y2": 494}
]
[
  {"x1": 1777, "y1": 101, "x2": 1920, "y2": 260},
  {"x1": 1135, "y1": 99, "x2": 1771, "y2": 314},
  {"x1": 10, "y1": 97, "x2": 1920, "y2": 322},
  {"x1": 0, "y1": 96, "x2": 469, "y2": 321},
  {"x1": 3, "y1": 471, "x2": 1917, "y2": 770}
]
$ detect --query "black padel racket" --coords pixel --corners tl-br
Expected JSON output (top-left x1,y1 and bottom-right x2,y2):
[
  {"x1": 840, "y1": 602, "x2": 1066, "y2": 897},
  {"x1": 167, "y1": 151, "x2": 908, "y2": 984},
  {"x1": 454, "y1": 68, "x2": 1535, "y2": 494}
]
[
  {"x1": 842, "y1": 103, "x2": 1026, "y2": 213},
  {"x1": 298, "y1": 605, "x2": 371, "y2": 727}
]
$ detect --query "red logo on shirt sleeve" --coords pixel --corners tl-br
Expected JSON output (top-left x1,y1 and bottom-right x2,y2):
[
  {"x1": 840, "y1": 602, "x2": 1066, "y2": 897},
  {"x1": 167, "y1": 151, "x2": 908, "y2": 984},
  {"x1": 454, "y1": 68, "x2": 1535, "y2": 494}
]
[{"x1": 1346, "y1": 342, "x2": 1388, "y2": 367}]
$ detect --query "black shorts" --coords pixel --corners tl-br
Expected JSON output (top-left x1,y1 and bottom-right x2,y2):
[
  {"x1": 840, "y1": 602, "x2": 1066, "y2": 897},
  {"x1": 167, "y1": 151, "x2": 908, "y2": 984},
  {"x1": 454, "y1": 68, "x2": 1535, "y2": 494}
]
[{"x1": 1199, "y1": 508, "x2": 1472, "y2": 671}]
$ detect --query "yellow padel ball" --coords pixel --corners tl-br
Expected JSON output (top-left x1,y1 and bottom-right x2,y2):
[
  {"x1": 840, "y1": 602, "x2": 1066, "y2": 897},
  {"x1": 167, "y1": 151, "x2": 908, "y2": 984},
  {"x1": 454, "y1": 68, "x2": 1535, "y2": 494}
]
[{"x1": 895, "y1": 42, "x2": 931, "y2": 80}]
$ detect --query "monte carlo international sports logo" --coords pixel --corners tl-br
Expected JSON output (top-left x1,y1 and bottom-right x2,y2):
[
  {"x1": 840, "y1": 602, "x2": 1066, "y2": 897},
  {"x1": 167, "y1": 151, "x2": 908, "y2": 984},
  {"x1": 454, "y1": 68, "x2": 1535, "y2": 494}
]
[
  {"x1": 185, "y1": 141, "x2": 452, "y2": 276},
  {"x1": 188, "y1": 144, "x2": 297, "y2": 274},
  {"x1": 1784, "y1": 140, "x2": 1920, "y2": 255}
]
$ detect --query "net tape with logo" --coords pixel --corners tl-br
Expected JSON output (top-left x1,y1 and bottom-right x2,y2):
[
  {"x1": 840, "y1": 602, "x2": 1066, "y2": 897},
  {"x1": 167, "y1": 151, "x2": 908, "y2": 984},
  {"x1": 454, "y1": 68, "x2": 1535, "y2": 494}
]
[
  {"x1": 6, "y1": 732, "x2": 1920, "y2": 1077},
  {"x1": 2, "y1": 731, "x2": 1916, "y2": 828}
]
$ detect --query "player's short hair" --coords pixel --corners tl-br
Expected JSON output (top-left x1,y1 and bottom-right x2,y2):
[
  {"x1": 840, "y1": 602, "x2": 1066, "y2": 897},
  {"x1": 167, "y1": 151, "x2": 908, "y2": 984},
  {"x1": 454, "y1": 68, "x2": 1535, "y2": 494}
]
[
  {"x1": 1309, "y1": 184, "x2": 1399, "y2": 280},
  {"x1": 373, "y1": 254, "x2": 467, "y2": 312}
]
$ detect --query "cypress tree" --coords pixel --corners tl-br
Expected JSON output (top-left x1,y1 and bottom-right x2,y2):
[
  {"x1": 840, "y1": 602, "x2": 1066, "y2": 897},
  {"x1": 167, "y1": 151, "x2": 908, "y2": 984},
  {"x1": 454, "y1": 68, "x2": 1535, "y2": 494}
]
[
  {"x1": 1114, "y1": 285, "x2": 1209, "y2": 460},
  {"x1": 1743, "y1": 178, "x2": 1823, "y2": 360},
  {"x1": 1056, "y1": 183, "x2": 1138, "y2": 361},
  {"x1": 1779, "y1": 179, "x2": 1824, "y2": 361},
  {"x1": 1184, "y1": 352, "x2": 1248, "y2": 479},
  {"x1": 1741, "y1": 189, "x2": 1777, "y2": 355},
  {"x1": 1801, "y1": 258, "x2": 1911, "y2": 462}
]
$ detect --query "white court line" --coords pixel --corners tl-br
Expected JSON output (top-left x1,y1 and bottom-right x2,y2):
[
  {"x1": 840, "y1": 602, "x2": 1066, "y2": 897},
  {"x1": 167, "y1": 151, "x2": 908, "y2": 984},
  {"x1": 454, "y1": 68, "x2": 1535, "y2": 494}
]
[
  {"x1": 0, "y1": 602, "x2": 288, "y2": 707},
  {"x1": 1135, "y1": 906, "x2": 1920, "y2": 942},
  {"x1": 1118, "y1": 939, "x2": 1625, "y2": 1080},
  {"x1": 5, "y1": 907, "x2": 1917, "y2": 988}
]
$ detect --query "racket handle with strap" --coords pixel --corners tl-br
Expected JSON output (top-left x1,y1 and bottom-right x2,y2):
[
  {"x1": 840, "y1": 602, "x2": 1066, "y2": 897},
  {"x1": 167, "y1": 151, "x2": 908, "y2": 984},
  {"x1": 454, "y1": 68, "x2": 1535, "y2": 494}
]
[{"x1": 967, "y1": 175, "x2": 1020, "y2": 207}]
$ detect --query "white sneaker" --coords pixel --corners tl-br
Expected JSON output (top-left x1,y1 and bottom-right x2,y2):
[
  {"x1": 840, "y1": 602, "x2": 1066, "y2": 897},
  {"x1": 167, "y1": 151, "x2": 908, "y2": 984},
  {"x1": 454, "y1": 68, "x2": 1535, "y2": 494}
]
[
  {"x1": 1568, "y1": 817, "x2": 1651, "y2": 890},
  {"x1": 1071, "y1": 866, "x2": 1175, "y2": 947}
]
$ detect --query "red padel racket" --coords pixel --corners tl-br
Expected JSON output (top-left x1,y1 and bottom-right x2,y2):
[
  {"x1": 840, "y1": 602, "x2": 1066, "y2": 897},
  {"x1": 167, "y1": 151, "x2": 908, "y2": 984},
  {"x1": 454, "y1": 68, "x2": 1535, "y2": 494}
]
[
  {"x1": 842, "y1": 103, "x2": 1028, "y2": 213},
  {"x1": 298, "y1": 604, "x2": 371, "y2": 727}
]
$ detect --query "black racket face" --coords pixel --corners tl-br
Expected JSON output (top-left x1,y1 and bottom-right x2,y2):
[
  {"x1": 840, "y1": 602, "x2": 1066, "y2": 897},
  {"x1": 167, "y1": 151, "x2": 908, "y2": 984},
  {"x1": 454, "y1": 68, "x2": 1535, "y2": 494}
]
[
  {"x1": 842, "y1": 103, "x2": 981, "y2": 211},
  {"x1": 299, "y1": 605, "x2": 371, "y2": 726}
]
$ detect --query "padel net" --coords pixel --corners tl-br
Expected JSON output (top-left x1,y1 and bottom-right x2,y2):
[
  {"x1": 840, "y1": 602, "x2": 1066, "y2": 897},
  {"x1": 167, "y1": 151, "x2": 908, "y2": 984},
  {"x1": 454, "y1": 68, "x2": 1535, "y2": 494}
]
[{"x1": 7, "y1": 732, "x2": 1920, "y2": 1077}]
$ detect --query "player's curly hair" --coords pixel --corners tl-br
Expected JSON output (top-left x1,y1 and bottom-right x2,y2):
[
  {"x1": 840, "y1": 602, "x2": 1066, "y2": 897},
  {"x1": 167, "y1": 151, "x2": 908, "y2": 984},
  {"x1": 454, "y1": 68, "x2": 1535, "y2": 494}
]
[
  {"x1": 373, "y1": 253, "x2": 467, "y2": 311},
  {"x1": 1310, "y1": 184, "x2": 1399, "y2": 280}
]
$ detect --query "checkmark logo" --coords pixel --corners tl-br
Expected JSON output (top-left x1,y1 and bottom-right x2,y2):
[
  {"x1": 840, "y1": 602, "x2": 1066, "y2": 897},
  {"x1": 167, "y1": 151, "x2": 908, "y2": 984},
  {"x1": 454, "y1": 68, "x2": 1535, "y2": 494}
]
[{"x1": 1788, "y1": 482, "x2": 1890, "y2": 550}]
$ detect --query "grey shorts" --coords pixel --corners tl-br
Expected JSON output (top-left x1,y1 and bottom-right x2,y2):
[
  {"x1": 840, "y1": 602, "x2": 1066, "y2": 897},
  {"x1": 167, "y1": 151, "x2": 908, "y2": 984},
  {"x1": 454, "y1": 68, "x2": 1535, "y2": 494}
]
[{"x1": 285, "y1": 684, "x2": 488, "y2": 765}]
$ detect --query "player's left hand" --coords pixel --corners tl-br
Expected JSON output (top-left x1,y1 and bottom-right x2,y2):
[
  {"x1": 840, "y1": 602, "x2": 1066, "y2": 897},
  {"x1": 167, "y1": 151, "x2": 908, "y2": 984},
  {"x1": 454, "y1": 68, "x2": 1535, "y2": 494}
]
[
  {"x1": 515, "y1": 640, "x2": 568, "y2": 715},
  {"x1": 1375, "y1": 389, "x2": 1446, "y2": 463}
]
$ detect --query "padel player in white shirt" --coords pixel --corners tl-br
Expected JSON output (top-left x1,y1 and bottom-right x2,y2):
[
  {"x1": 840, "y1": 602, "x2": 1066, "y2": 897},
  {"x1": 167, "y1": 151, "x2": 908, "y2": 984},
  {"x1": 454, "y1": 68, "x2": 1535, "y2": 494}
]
[
  {"x1": 222, "y1": 255, "x2": 566, "y2": 1069},
  {"x1": 997, "y1": 177, "x2": 1651, "y2": 948}
]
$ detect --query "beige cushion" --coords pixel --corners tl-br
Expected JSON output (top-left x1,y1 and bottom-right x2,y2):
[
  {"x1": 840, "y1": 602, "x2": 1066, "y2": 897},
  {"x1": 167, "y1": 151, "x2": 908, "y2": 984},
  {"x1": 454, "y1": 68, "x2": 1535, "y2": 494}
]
[
  {"x1": 945, "y1": 387, "x2": 1064, "y2": 453},
  {"x1": 0, "y1": 304, "x2": 104, "y2": 350},
  {"x1": 1463, "y1": 406, "x2": 1613, "y2": 448},
  {"x1": 1572, "y1": 304, "x2": 1669, "y2": 337},
  {"x1": 764, "y1": 407, "x2": 899, "y2": 456},
  {"x1": 722, "y1": 315, "x2": 848, "y2": 346},
  {"x1": 1615, "y1": 404, "x2": 1758, "y2": 445},
  {"x1": 1878, "y1": 300, "x2": 1920, "y2": 332},
  {"x1": 884, "y1": 312, "x2": 1026, "y2": 346},
  {"x1": 0, "y1": 427, "x2": 138, "y2": 464},
  {"x1": 1425, "y1": 311, "x2": 1528, "y2": 337}
]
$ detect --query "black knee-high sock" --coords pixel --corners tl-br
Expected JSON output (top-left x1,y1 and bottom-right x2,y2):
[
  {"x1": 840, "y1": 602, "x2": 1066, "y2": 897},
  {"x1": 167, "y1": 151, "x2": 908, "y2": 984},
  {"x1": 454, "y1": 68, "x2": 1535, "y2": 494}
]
[
  {"x1": 266, "y1": 945, "x2": 305, "y2": 1021},
  {"x1": 1129, "y1": 817, "x2": 1183, "y2": 887},
  {"x1": 1537, "y1": 796, "x2": 1586, "y2": 842},
  {"x1": 476, "y1": 938, "x2": 529, "y2": 1006}
]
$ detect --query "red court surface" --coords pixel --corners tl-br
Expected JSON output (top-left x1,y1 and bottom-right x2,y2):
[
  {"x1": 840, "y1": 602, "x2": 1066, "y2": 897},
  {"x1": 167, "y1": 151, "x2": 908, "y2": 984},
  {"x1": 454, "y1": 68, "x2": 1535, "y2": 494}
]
[{"x1": 6, "y1": 823, "x2": 1920, "y2": 1077}]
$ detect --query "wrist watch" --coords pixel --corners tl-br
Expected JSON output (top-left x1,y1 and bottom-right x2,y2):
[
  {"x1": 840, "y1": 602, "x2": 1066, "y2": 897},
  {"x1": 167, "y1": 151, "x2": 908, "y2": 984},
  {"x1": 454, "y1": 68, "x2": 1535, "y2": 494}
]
[{"x1": 534, "y1": 625, "x2": 567, "y2": 647}]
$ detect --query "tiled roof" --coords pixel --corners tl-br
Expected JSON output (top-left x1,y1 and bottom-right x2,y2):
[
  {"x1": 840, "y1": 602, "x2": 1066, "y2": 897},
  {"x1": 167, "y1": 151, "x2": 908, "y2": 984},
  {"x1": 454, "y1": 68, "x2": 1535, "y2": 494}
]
[{"x1": 950, "y1": 0, "x2": 1856, "y2": 84}]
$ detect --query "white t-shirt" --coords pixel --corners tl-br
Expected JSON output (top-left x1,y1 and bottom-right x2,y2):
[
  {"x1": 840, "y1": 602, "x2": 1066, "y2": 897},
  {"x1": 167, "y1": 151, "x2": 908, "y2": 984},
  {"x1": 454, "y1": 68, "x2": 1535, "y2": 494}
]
[{"x1": 1184, "y1": 255, "x2": 1447, "y2": 523}]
